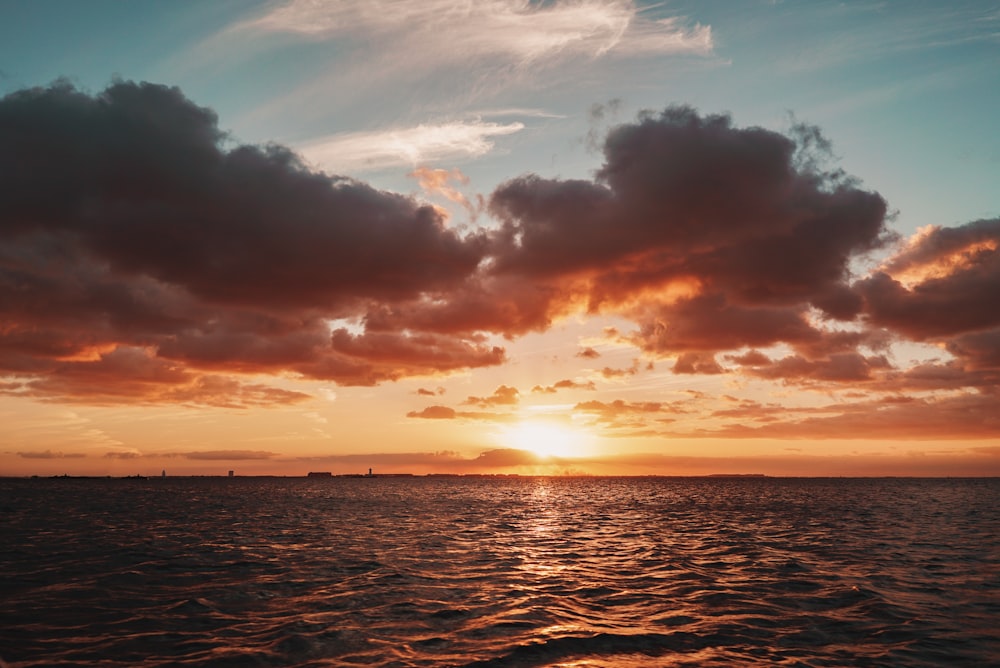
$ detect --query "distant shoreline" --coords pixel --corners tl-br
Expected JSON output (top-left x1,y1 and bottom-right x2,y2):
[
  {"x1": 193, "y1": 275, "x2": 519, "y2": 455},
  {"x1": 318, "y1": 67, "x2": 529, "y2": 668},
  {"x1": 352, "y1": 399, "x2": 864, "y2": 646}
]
[{"x1": 4, "y1": 473, "x2": 998, "y2": 480}]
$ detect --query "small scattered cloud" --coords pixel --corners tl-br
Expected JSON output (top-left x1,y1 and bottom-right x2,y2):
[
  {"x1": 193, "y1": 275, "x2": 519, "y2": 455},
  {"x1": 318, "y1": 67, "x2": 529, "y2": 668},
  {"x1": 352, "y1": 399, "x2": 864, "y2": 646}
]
[
  {"x1": 600, "y1": 360, "x2": 640, "y2": 378},
  {"x1": 104, "y1": 450, "x2": 143, "y2": 459},
  {"x1": 16, "y1": 450, "x2": 86, "y2": 459},
  {"x1": 409, "y1": 167, "x2": 484, "y2": 219},
  {"x1": 407, "y1": 405, "x2": 457, "y2": 420},
  {"x1": 532, "y1": 379, "x2": 597, "y2": 394},
  {"x1": 673, "y1": 352, "x2": 724, "y2": 375},
  {"x1": 463, "y1": 385, "x2": 520, "y2": 407}
]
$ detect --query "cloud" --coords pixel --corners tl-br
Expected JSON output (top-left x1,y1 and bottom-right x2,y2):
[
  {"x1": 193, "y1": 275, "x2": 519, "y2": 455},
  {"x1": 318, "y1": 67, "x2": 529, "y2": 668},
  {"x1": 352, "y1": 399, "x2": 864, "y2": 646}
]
[
  {"x1": 599, "y1": 359, "x2": 640, "y2": 378},
  {"x1": 575, "y1": 399, "x2": 671, "y2": 416},
  {"x1": 317, "y1": 329, "x2": 506, "y2": 386},
  {"x1": 180, "y1": 450, "x2": 277, "y2": 461},
  {"x1": 573, "y1": 399, "x2": 681, "y2": 430},
  {"x1": 471, "y1": 448, "x2": 543, "y2": 468},
  {"x1": 673, "y1": 352, "x2": 724, "y2": 375},
  {"x1": 104, "y1": 450, "x2": 142, "y2": 459},
  {"x1": 532, "y1": 379, "x2": 597, "y2": 394},
  {"x1": 488, "y1": 106, "x2": 891, "y2": 363},
  {"x1": 6, "y1": 346, "x2": 312, "y2": 407},
  {"x1": 17, "y1": 449, "x2": 87, "y2": 459},
  {"x1": 236, "y1": 0, "x2": 712, "y2": 66},
  {"x1": 409, "y1": 167, "x2": 484, "y2": 219},
  {"x1": 406, "y1": 404, "x2": 517, "y2": 422},
  {"x1": 0, "y1": 81, "x2": 503, "y2": 402},
  {"x1": 946, "y1": 329, "x2": 1000, "y2": 371},
  {"x1": 407, "y1": 405, "x2": 457, "y2": 420},
  {"x1": 463, "y1": 384, "x2": 520, "y2": 407},
  {"x1": 198, "y1": 1, "x2": 712, "y2": 135},
  {"x1": 298, "y1": 120, "x2": 524, "y2": 173},
  {"x1": 698, "y1": 393, "x2": 1000, "y2": 441},
  {"x1": 293, "y1": 447, "x2": 554, "y2": 473},
  {"x1": 738, "y1": 352, "x2": 892, "y2": 384},
  {"x1": 3, "y1": 80, "x2": 997, "y2": 431},
  {"x1": 858, "y1": 218, "x2": 1000, "y2": 339}
]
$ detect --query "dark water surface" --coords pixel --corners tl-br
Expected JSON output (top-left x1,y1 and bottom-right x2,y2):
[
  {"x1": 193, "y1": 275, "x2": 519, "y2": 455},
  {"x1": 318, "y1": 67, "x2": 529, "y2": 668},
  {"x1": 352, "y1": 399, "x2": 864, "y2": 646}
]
[{"x1": 1, "y1": 476, "x2": 998, "y2": 667}]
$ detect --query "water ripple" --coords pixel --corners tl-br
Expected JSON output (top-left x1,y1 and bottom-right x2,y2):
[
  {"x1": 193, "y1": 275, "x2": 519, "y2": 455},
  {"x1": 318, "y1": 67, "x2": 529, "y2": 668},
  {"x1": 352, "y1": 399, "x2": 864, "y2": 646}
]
[{"x1": 1, "y1": 476, "x2": 998, "y2": 666}]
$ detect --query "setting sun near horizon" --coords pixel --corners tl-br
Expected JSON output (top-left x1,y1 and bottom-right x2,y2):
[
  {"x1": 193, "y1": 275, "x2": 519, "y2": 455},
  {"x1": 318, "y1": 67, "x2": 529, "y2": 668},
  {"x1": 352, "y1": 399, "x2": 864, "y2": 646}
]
[{"x1": 497, "y1": 420, "x2": 595, "y2": 460}]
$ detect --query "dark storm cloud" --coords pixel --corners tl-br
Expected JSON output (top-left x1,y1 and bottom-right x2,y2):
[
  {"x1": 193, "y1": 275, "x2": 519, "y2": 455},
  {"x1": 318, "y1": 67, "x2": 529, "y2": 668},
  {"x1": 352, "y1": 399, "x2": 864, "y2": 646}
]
[
  {"x1": 488, "y1": 106, "x2": 891, "y2": 359},
  {"x1": 0, "y1": 81, "x2": 485, "y2": 307},
  {"x1": 737, "y1": 352, "x2": 892, "y2": 384},
  {"x1": 0, "y1": 81, "x2": 498, "y2": 401},
  {"x1": 846, "y1": 218, "x2": 1000, "y2": 398},
  {"x1": 358, "y1": 274, "x2": 566, "y2": 338},
  {"x1": 858, "y1": 219, "x2": 1000, "y2": 339},
  {"x1": 946, "y1": 329, "x2": 1000, "y2": 370},
  {"x1": 3, "y1": 81, "x2": 996, "y2": 411}
]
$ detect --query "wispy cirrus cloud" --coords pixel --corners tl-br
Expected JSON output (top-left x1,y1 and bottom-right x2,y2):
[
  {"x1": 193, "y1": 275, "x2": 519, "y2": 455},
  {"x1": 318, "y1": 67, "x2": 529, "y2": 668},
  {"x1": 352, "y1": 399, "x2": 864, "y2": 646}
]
[
  {"x1": 236, "y1": 0, "x2": 712, "y2": 65},
  {"x1": 298, "y1": 120, "x2": 525, "y2": 173},
  {"x1": 204, "y1": 0, "x2": 712, "y2": 136}
]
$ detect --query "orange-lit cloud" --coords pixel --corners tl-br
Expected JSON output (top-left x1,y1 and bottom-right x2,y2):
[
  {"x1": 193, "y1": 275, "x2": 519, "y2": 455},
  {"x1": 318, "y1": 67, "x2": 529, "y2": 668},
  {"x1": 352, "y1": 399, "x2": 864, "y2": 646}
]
[
  {"x1": 858, "y1": 219, "x2": 1000, "y2": 340},
  {"x1": 409, "y1": 167, "x2": 483, "y2": 219},
  {"x1": 462, "y1": 385, "x2": 520, "y2": 407},
  {"x1": 16, "y1": 450, "x2": 86, "y2": 459},
  {"x1": 406, "y1": 405, "x2": 515, "y2": 422},
  {"x1": 0, "y1": 82, "x2": 502, "y2": 401},
  {"x1": 2, "y1": 81, "x2": 998, "y2": 439},
  {"x1": 532, "y1": 379, "x2": 597, "y2": 394}
]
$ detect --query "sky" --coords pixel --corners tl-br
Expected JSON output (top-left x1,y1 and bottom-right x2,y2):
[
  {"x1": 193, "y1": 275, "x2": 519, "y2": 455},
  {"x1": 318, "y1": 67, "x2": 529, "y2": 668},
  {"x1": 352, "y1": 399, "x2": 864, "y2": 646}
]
[{"x1": 1, "y1": 0, "x2": 999, "y2": 477}]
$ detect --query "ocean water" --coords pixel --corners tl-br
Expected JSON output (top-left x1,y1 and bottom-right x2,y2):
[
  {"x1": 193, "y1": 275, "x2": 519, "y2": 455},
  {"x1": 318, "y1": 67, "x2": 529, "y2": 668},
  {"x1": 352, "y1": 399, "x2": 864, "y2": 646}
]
[{"x1": 1, "y1": 476, "x2": 998, "y2": 667}]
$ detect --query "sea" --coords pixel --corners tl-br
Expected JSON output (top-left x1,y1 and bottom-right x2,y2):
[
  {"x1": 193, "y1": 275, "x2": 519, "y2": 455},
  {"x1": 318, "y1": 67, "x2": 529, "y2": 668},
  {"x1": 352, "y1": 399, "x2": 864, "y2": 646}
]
[{"x1": 1, "y1": 476, "x2": 997, "y2": 667}]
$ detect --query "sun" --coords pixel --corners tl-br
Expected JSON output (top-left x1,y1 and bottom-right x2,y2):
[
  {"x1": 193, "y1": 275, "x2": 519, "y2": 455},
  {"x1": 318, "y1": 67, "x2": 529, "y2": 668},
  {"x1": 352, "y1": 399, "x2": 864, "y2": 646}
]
[{"x1": 499, "y1": 420, "x2": 586, "y2": 459}]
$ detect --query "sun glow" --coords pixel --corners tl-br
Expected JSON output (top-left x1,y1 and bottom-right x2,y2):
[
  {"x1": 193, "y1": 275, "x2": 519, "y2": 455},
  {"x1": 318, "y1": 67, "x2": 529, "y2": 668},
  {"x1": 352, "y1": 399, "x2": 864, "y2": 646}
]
[{"x1": 499, "y1": 420, "x2": 589, "y2": 459}]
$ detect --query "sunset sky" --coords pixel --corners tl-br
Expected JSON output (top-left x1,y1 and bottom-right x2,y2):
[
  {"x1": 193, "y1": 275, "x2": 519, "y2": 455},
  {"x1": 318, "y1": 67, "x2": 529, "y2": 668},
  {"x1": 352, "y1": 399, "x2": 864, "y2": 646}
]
[{"x1": 1, "y1": 0, "x2": 998, "y2": 477}]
